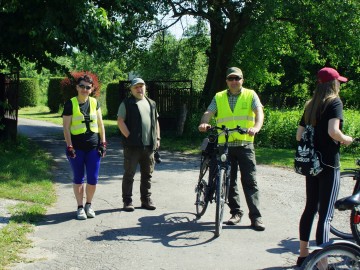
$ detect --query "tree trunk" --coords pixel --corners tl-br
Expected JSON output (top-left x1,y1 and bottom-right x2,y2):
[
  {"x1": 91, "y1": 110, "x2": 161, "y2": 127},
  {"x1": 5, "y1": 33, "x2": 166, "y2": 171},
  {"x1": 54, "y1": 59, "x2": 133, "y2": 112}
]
[
  {"x1": 176, "y1": 103, "x2": 187, "y2": 136},
  {"x1": 200, "y1": 15, "x2": 249, "y2": 107}
]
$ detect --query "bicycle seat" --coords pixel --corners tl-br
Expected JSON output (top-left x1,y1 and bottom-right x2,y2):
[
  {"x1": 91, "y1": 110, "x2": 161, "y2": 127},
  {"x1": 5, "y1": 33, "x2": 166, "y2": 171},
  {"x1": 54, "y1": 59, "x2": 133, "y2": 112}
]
[{"x1": 335, "y1": 192, "x2": 360, "y2": 210}]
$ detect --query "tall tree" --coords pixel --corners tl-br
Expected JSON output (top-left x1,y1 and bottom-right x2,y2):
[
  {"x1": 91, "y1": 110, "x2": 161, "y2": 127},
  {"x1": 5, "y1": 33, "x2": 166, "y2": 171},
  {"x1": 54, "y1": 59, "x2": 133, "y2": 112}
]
[
  {"x1": 162, "y1": 0, "x2": 360, "y2": 105},
  {"x1": 0, "y1": 0, "x2": 120, "y2": 71}
]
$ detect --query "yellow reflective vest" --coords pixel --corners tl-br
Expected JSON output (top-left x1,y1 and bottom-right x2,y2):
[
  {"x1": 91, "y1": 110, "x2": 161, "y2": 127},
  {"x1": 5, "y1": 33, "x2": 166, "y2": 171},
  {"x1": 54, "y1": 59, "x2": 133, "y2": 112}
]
[
  {"x1": 215, "y1": 88, "x2": 255, "y2": 144},
  {"x1": 70, "y1": 97, "x2": 99, "y2": 135}
]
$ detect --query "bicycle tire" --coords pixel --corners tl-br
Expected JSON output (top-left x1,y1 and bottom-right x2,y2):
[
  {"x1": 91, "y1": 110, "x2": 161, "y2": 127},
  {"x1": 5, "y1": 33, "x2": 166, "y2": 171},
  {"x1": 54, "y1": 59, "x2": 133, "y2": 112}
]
[
  {"x1": 195, "y1": 156, "x2": 210, "y2": 217},
  {"x1": 301, "y1": 242, "x2": 360, "y2": 270},
  {"x1": 215, "y1": 168, "x2": 226, "y2": 237},
  {"x1": 330, "y1": 171, "x2": 358, "y2": 239}
]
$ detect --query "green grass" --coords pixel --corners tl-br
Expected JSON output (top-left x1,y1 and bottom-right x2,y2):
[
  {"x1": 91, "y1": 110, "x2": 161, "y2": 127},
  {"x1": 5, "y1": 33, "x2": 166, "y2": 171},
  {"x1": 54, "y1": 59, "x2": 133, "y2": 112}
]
[{"x1": 0, "y1": 137, "x2": 56, "y2": 269}]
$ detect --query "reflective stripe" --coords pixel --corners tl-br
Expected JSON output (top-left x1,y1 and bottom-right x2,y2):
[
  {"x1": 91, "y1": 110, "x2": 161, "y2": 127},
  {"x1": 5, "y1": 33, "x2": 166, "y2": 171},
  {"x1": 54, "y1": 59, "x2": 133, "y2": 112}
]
[
  {"x1": 72, "y1": 115, "x2": 84, "y2": 121},
  {"x1": 215, "y1": 89, "x2": 255, "y2": 144},
  {"x1": 217, "y1": 115, "x2": 255, "y2": 123},
  {"x1": 71, "y1": 123, "x2": 85, "y2": 130}
]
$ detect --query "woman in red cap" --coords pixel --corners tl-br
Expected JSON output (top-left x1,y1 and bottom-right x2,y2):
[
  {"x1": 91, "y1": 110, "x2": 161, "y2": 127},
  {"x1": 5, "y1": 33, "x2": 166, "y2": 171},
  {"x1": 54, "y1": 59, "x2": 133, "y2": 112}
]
[{"x1": 295, "y1": 67, "x2": 354, "y2": 267}]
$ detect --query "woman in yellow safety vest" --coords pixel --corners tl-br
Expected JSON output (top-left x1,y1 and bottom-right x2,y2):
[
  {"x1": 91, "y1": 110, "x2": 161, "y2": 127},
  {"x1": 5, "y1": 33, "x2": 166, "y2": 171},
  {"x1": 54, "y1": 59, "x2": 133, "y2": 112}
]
[{"x1": 62, "y1": 74, "x2": 106, "y2": 220}]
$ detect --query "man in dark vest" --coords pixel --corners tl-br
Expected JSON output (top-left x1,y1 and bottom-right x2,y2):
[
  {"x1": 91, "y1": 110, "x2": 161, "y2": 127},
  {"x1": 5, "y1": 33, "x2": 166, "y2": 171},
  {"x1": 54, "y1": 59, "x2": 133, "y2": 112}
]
[{"x1": 117, "y1": 78, "x2": 160, "y2": 211}]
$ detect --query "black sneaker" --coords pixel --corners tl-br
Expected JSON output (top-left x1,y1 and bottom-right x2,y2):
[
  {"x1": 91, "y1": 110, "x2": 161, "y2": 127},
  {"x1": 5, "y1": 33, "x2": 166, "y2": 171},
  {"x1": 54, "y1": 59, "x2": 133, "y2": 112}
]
[
  {"x1": 123, "y1": 202, "x2": 135, "y2": 212},
  {"x1": 141, "y1": 197, "x2": 156, "y2": 210},
  {"x1": 227, "y1": 213, "x2": 242, "y2": 225},
  {"x1": 251, "y1": 218, "x2": 265, "y2": 231}
]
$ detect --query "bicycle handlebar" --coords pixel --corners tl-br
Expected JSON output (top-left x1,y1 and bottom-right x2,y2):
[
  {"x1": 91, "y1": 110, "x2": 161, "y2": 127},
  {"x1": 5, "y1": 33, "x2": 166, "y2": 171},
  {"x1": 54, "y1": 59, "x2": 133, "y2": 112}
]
[{"x1": 207, "y1": 125, "x2": 248, "y2": 135}]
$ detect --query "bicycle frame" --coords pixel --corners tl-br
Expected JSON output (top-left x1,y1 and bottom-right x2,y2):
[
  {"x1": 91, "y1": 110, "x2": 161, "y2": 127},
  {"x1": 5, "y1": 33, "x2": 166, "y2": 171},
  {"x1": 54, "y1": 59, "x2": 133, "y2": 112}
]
[
  {"x1": 208, "y1": 125, "x2": 247, "y2": 203},
  {"x1": 195, "y1": 125, "x2": 247, "y2": 237}
]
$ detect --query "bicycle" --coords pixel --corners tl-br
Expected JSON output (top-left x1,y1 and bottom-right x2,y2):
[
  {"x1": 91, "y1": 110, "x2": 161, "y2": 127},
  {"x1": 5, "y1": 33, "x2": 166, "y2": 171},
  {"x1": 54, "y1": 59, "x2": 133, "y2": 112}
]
[
  {"x1": 195, "y1": 125, "x2": 247, "y2": 237},
  {"x1": 330, "y1": 138, "x2": 360, "y2": 240},
  {"x1": 301, "y1": 240, "x2": 360, "y2": 270}
]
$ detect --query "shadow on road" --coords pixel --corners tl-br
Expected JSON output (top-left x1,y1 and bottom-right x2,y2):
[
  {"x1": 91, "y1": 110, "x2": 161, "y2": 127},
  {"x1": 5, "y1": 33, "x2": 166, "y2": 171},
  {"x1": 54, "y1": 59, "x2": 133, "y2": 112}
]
[{"x1": 87, "y1": 212, "x2": 226, "y2": 247}]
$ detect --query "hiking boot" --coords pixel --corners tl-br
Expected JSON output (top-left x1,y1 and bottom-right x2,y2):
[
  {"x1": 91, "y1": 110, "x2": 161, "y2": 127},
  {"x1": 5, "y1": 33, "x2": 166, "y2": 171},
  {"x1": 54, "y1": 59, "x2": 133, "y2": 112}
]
[
  {"x1": 85, "y1": 204, "x2": 96, "y2": 218},
  {"x1": 123, "y1": 202, "x2": 135, "y2": 212},
  {"x1": 227, "y1": 213, "x2": 242, "y2": 225},
  {"x1": 251, "y1": 218, "x2": 265, "y2": 231},
  {"x1": 77, "y1": 208, "x2": 87, "y2": 220},
  {"x1": 141, "y1": 197, "x2": 156, "y2": 210}
]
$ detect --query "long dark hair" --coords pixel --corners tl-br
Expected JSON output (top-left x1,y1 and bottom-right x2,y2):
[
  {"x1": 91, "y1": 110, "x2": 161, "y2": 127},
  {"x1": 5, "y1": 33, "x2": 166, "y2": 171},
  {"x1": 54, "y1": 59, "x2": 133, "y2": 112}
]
[{"x1": 304, "y1": 80, "x2": 340, "y2": 126}]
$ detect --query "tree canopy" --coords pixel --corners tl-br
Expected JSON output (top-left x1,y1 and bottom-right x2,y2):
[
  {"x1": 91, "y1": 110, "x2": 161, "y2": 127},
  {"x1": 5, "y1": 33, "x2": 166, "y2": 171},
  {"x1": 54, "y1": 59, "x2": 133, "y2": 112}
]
[
  {"x1": 0, "y1": 0, "x2": 121, "y2": 71},
  {"x1": 1, "y1": 0, "x2": 359, "y2": 108}
]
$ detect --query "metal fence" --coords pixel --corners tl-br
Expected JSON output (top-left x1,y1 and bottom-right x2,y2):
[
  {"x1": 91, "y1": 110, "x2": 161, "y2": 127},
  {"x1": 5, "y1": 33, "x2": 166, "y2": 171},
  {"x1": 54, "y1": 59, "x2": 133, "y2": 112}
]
[
  {"x1": 0, "y1": 71, "x2": 19, "y2": 141},
  {"x1": 119, "y1": 80, "x2": 194, "y2": 133}
]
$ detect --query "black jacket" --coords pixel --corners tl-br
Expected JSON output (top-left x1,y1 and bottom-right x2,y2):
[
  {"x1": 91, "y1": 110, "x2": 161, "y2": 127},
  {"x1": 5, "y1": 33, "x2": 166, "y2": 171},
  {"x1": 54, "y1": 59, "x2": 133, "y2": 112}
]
[{"x1": 123, "y1": 96, "x2": 158, "y2": 150}]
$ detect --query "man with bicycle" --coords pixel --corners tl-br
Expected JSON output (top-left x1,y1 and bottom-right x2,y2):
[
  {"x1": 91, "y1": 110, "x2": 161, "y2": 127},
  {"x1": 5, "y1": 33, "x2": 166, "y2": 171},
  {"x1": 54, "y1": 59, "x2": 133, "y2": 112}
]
[{"x1": 198, "y1": 67, "x2": 265, "y2": 231}]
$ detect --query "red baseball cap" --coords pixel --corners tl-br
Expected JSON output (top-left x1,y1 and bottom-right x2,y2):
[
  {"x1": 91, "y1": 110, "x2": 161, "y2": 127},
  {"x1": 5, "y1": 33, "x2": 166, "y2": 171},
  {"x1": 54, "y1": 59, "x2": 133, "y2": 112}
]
[{"x1": 317, "y1": 67, "x2": 348, "y2": 83}]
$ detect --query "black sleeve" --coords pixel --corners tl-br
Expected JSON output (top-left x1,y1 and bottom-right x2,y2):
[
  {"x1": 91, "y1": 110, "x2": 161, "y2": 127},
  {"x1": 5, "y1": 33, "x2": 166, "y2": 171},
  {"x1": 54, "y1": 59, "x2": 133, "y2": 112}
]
[
  {"x1": 62, "y1": 100, "x2": 73, "y2": 116},
  {"x1": 326, "y1": 98, "x2": 343, "y2": 120}
]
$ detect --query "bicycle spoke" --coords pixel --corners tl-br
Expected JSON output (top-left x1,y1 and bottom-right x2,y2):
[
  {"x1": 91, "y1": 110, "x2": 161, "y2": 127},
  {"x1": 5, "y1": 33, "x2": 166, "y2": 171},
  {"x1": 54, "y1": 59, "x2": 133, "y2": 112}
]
[{"x1": 303, "y1": 243, "x2": 360, "y2": 270}]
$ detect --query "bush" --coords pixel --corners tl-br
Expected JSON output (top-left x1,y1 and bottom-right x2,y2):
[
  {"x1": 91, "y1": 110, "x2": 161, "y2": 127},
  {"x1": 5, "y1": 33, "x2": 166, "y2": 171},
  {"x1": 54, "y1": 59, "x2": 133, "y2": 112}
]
[
  {"x1": 18, "y1": 78, "x2": 38, "y2": 107},
  {"x1": 182, "y1": 106, "x2": 360, "y2": 151},
  {"x1": 106, "y1": 82, "x2": 121, "y2": 120},
  {"x1": 341, "y1": 81, "x2": 360, "y2": 109},
  {"x1": 47, "y1": 77, "x2": 64, "y2": 113},
  {"x1": 256, "y1": 108, "x2": 302, "y2": 149},
  {"x1": 60, "y1": 71, "x2": 100, "y2": 102},
  {"x1": 341, "y1": 109, "x2": 360, "y2": 154},
  {"x1": 257, "y1": 108, "x2": 360, "y2": 150}
]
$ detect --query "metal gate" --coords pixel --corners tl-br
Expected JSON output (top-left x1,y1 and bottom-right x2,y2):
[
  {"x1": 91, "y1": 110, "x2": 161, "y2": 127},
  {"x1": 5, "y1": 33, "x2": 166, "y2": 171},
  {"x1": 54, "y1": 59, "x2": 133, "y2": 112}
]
[
  {"x1": 119, "y1": 80, "x2": 193, "y2": 134},
  {"x1": 0, "y1": 71, "x2": 19, "y2": 140}
]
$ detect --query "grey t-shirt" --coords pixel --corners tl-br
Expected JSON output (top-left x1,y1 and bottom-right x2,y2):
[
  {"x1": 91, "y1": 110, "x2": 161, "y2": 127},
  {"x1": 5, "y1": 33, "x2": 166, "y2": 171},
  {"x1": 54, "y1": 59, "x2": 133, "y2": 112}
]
[{"x1": 117, "y1": 98, "x2": 152, "y2": 146}]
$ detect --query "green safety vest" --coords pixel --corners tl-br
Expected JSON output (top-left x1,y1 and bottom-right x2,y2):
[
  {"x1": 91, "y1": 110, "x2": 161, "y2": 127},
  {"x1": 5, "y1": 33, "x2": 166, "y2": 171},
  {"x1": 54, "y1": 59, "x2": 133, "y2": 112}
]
[
  {"x1": 70, "y1": 97, "x2": 98, "y2": 135},
  {"x1": 215, "y1": 89, "x2": 255, "y2": 144}
]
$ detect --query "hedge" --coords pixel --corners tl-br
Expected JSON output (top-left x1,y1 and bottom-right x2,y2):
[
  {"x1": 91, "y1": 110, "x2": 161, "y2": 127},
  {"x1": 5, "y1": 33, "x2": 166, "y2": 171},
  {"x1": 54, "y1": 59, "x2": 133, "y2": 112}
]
[
  {"x1": 47, "y1": 77, "x2": 64, "y2": 113},
  {"x1": 18, "y1": 78, "x2": 38, "y2": 107}
]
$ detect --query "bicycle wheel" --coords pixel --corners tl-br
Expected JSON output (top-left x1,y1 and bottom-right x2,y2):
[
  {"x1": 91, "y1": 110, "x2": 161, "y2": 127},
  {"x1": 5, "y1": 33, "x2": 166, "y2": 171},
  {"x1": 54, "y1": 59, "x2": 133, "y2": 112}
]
[
  {"x1": 215, "y1": 168, "x2": 226, "y2": 237},
  {"x1": 195, "y1": 156, "x2": 210, "y2": 217},
  {"x1": 301, "y1": 243, "x2": 360, "y2": 270},
  {"x1": 330, "y1": 171, "x2": 358, "y2": 239}
]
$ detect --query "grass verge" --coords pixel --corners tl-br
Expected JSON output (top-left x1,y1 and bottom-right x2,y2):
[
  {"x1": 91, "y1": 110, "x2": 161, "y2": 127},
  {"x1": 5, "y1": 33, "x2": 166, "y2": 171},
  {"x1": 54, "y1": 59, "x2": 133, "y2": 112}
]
[{"x1": 0, "y1": 137, "x2": 56, "y2": 269}]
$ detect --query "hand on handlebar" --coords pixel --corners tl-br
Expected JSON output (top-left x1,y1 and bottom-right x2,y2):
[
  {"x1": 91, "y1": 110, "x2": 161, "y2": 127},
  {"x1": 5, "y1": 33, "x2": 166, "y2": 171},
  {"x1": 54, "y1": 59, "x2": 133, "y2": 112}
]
[
  {"x1": 247, "y1": 127, "x2": 260, "y2": 136},
  {"x1": 198, "y1": 123, "x2": 211, "y2": 132}
]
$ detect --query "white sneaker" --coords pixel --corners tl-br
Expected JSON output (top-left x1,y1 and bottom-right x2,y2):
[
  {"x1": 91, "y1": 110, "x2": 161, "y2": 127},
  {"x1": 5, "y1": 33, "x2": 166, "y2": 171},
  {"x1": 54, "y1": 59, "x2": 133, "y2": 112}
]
[
  {"x1": 85, "y1": 204, "x2": 96, "y2": 218},
  {"x1": 77, "y1": 208, "x2": 87, "y2": 220}
]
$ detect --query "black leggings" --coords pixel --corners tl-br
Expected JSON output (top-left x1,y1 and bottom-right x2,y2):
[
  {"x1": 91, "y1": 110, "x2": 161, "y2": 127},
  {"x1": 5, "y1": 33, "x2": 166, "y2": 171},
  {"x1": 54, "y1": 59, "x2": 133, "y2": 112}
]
[{"x1": 299, "y1": 167, "x2": 340, "y2": 245}]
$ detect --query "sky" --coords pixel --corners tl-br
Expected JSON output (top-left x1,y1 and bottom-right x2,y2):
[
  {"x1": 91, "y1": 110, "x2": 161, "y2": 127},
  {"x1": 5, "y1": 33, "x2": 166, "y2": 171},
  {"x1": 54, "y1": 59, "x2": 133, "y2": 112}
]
[{"x1": 166, "y1": 15, "x2": 197, "y2": 39}]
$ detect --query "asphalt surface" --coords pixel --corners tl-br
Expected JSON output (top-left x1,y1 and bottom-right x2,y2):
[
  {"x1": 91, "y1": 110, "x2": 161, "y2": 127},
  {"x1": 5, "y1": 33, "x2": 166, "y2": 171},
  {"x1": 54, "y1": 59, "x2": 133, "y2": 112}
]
[{"x1": 9, "y1": 118, "x2": 308, "y2": 270}]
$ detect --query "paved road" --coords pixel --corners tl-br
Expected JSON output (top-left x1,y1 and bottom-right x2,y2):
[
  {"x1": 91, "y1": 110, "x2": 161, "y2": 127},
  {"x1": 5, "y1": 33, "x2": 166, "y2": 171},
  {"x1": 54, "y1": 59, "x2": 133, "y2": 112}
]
[{"x1": 11, "y1": 118, "x2": 307, "y2": 270}]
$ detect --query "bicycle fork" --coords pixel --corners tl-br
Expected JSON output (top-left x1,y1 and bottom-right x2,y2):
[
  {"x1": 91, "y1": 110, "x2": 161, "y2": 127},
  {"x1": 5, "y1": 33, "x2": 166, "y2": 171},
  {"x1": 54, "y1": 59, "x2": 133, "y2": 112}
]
[{"x1": 225, "y1": 166, "x2": 231, "y2": 204}]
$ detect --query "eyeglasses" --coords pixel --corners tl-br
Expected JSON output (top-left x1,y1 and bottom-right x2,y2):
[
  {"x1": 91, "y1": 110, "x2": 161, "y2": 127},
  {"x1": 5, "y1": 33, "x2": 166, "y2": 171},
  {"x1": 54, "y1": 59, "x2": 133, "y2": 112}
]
[
  {"x1": 227, "y1": 76, "x2": 242, "y2": 81},
  {"x1": 78, "y1": 84, "x2": 92, "y2": 90}
]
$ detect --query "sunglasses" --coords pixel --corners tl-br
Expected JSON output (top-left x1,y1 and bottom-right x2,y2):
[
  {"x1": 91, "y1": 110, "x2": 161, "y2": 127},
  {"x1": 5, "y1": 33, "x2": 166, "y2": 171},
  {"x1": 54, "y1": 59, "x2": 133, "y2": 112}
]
[
  {"x1": 78, "y1": 84, "x2": 92, "y2": 90},
  {"x1": 227, "y1": 76, "x2": 242, "y2": 81}
]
